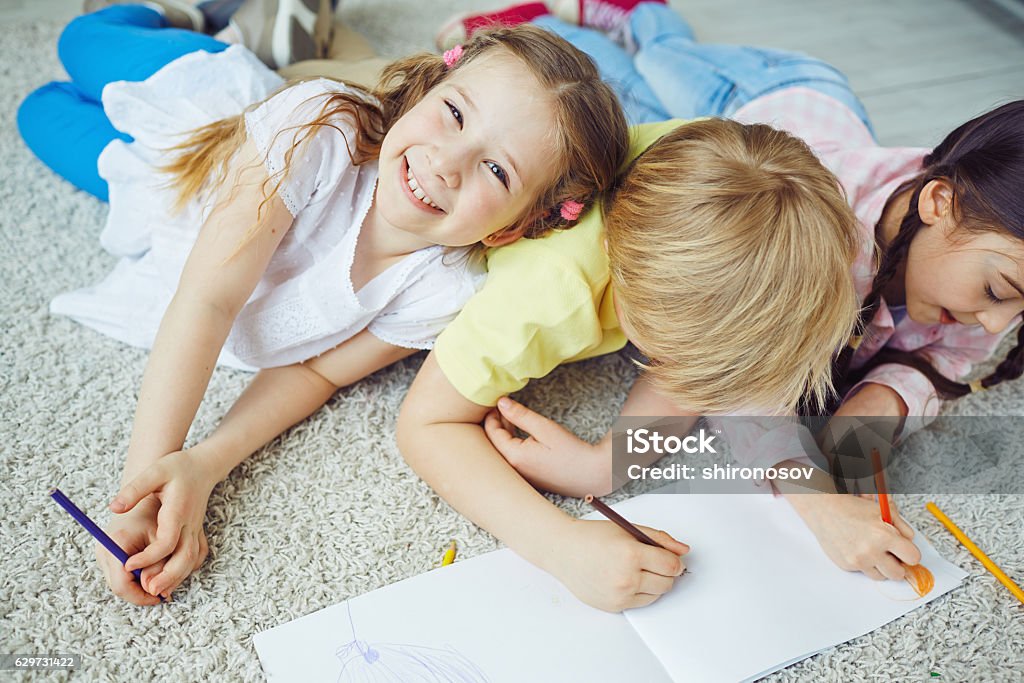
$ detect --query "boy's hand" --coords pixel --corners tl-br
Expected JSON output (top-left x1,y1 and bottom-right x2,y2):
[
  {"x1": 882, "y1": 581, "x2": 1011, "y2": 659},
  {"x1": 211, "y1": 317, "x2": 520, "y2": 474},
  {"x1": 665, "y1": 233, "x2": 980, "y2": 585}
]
[
  {"x1": 484, "y1": 397, "x2": 613, "y2": 497},
  {"x1": 96, "y1": 495, "x2": 165, "y2": 606},
  {"x1": 791, "y1": 493, "x2": 920, "y2": 580},
  {"x1": 550, "y1": 519, "x2": 689, "y2": 612},
  {"x1": 110, "y1": 449, "x2": 217, "y2": 598}
]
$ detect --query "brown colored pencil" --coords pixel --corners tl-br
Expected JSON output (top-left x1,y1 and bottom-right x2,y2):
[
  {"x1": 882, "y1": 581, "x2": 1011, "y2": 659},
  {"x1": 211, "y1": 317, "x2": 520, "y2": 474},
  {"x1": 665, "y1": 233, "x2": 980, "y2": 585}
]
[{"x1": 585, "y1": 494, "x2": 664, "y2": 549}]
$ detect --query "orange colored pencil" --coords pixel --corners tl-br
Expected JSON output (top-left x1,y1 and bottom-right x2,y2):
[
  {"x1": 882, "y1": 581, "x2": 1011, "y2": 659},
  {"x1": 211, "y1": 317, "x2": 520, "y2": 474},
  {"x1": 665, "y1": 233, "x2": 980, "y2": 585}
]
[{"x1": 871, "y1": 448, "x2": 892, "y2": 525}]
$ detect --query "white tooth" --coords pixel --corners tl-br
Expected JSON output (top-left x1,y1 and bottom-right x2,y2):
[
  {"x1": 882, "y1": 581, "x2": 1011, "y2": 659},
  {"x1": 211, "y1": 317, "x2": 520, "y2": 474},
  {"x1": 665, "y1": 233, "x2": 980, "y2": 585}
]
[{"x1": 404, "y1": 169, "x2": 439, "y2": 209}]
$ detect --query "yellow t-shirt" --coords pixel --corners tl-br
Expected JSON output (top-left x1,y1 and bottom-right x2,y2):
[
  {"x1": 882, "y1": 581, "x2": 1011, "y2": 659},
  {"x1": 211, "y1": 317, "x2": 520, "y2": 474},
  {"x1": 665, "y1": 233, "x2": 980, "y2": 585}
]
[{"x1": 434, "y1": 120, "x2": 685, "y2": 406}]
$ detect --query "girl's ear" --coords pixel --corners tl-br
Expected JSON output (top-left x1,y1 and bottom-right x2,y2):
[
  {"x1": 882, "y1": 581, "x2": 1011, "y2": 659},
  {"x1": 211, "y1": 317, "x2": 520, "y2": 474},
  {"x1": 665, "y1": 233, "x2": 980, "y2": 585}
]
[
  {"x1": 917, "y1": 178, "x2": 954, "y2": 226},
  {"x1": 481, "y1": 225, "x2": 527, "y2": 247}
]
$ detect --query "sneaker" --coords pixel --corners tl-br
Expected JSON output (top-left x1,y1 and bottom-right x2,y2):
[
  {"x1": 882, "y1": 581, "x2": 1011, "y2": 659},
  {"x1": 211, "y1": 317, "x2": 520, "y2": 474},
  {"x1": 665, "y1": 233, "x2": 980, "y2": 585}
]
[
  {"x1": 551, "y1": 0, "x2": 665, "y2": 50},
  {"x1": 435, "y1": 2, "x2": 551, "y2": 51},
  {"x1": 82, "y1": 0, "x2": 206, "y2": 31},
  {"x1": 229, "y1": 0, "x2": 333, "y2": 69}
]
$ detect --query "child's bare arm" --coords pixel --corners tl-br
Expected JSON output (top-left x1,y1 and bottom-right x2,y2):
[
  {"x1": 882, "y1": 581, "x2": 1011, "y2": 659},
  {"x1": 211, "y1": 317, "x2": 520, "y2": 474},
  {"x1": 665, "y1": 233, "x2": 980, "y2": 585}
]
[
  {"x1": 98, "y1": 137, "x2": 292, "y2": 603},
  {"x1": 780, "y1": 382, "x2": 919, "y2": 578},
  {"x1": 200, "y1": 330, "x2": 415, "y2": 481},
  {"x1": 121, "y1": 137, "x2": 293, "y2": 485},
  {"x1": 486, "y1": 374, "x2": 697, "y2": 497},
  {"x1": 398, "y1": 354, "x2": 689, "y2": 612},
  {"x1": 106, "y1": 330, "x2": 414, "y2": 600}
]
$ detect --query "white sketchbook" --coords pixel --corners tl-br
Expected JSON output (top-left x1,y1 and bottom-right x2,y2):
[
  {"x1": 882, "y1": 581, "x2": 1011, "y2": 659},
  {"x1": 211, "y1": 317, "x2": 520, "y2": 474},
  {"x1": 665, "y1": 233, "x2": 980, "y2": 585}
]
[{"x1": 254, "y1": 492, "x2": 966, "y2": 682}]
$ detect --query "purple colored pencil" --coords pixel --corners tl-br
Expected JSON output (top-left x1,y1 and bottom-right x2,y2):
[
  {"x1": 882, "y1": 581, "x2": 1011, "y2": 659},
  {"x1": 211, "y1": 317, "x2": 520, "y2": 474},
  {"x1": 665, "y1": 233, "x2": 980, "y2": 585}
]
[{"x1": 49, "y1": 487, "x2": 164, "y2": 601}]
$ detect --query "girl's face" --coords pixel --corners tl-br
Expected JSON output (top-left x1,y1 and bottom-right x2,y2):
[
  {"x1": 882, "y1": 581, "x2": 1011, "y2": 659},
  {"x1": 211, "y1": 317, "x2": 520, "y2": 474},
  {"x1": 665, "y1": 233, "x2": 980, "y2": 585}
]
[
  {"x1": 904, "y1": 182, "x2": 1024, "y2": 333},
  {"x1": 375, "y1": 51, "x2": 559, "y2": 248}
]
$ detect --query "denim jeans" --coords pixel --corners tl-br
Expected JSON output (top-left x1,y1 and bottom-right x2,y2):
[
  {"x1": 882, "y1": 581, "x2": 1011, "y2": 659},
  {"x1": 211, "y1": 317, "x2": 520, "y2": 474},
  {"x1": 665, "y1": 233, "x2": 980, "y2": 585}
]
[
  {"x1": 536, "y1": 2, "x2": 873, "y2": 134},
  {"x1": 17, "y1": 5, "x2": 227, "y2": 200}
]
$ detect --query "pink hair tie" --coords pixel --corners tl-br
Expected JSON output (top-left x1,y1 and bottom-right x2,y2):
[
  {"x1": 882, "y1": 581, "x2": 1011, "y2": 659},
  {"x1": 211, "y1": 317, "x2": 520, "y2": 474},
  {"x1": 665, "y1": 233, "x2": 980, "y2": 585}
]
[
  {"x1": 560, "y1": 200, "x2": 584, "y2": 221},
  {"x1": 443, "y1": 45, "x2": 464, "y2": 68}
]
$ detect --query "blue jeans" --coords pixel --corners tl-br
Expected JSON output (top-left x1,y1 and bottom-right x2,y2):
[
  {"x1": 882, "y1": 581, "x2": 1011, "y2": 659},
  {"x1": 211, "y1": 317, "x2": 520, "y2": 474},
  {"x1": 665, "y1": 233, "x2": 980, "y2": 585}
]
[
  {"x1": 17, "y1": 5, "x2": 227, "y2": 200},
  {"x1": 536, "y1": 2, "x2": 873, "y2": 133}
]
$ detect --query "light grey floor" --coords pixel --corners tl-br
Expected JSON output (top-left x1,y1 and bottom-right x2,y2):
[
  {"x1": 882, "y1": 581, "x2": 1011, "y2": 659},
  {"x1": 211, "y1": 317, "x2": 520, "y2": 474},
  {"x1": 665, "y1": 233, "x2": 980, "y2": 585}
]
[{"x1": 2, "y1": 2, "x2": 1023, "y2": 683}]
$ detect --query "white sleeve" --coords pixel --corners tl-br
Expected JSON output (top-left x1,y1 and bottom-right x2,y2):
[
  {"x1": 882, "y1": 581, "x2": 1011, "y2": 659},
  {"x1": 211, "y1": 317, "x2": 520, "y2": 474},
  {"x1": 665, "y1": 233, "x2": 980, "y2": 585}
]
[
  {"x1": 368, "y1": 255, "x2": 487, "y2": 350},
  {"x1": 244, "y1": 79, "x2": 366, "y2": 216}
]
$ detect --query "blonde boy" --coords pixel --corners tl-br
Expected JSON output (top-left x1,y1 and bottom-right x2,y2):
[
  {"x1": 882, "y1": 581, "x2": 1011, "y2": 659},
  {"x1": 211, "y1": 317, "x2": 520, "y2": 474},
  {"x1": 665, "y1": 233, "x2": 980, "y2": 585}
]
[{"x1": 397, "y1": 119, "x2": 861, "y2": 612}]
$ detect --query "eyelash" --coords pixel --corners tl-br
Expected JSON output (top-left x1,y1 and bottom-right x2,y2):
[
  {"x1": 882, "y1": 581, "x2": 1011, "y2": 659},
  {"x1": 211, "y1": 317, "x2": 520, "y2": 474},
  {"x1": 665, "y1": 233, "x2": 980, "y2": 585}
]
[
  {"x1": 445, "y1": 100, "x2": 463, "y2": 127},
  {"x1": 445, "y1": 99, "x2": 509, "y2": 189},
  {"x1": 985, "y1": 285, "x2": 1003, "y2": 304},
  {"x1": 486, "y1": 161, "x2": 509, "y2": 187}
]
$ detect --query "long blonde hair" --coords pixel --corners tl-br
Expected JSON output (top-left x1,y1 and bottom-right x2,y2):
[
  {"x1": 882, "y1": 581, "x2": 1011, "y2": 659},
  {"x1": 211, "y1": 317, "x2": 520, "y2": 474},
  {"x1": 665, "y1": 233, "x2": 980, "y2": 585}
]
[
  {"x1": 161, "y1": 24, "x2": 627, "y2": 241},
  {"x1": 606, "y1": 119, "x2": 861, "y2": 414}
]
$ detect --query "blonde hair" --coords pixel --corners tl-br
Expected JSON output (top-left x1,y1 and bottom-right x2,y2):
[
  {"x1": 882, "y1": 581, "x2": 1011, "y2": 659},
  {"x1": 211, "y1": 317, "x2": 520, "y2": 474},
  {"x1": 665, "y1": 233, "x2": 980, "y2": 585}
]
[
  {"x1": 606, "y1": 119, "x2": 861, "y2": 414},
  {"x1": 161, "y1": 24, "x2": 627, "y2": 242}
]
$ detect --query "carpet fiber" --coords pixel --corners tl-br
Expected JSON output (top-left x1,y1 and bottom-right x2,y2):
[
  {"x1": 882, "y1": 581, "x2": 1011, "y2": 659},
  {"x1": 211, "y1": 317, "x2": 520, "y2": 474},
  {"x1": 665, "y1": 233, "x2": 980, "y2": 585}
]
[{"x1": 1, "y1": 3, "x2": 1022, "y2": 681}]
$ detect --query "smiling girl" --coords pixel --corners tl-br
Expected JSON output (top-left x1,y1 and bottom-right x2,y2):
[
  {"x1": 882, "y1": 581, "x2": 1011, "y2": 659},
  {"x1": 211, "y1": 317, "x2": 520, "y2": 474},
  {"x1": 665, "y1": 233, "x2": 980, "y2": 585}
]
[{"x1": 17, "y1": 6, "x2": 626, "y2": 604}]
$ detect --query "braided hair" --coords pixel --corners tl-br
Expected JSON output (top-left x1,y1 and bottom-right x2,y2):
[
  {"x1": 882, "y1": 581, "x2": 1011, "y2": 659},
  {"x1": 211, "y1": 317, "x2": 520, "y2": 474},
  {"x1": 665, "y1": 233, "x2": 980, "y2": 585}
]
[{"x1": 828, "y1": 99, "x2": 1024, "y2": 412}]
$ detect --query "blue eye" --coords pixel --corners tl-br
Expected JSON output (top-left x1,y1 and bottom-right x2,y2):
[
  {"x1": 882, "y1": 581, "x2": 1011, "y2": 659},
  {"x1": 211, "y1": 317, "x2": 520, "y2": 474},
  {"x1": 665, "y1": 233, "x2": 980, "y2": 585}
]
[
  {"x1": 446, "y1": 100, "x2": 463, "y2": 127},
  {"x1": 985, "y1": 285, "x2": 1003, "y2": 304},
  {"x1": 486, "y1": 161, "x2": 508, "y2": 187}
]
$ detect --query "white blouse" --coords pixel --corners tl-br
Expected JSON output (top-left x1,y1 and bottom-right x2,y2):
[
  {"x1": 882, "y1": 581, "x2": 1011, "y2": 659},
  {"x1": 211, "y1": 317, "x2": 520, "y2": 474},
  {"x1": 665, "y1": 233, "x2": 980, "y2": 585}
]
[{"x1": 51, "y1": 46, "x2": 484, "y2": 370}]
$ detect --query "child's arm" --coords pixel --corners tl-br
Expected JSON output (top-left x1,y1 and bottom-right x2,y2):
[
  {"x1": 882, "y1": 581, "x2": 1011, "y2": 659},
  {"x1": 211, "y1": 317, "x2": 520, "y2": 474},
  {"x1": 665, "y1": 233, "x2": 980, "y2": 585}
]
[
  {"x1": 490, "y1": 377, "x2": 924, "y2": 580},
  {"x1": 398, "y1": 353, "x2": 689, "y2": 613},
  {"x1": 784, "y1": 489, "x2": 920, "y2": 580},
  {"x1": 95, "y1": 137, "x2": 292, "y2": 603},
  {"x1": 104, "y1": 330, "x2": 414, "y2": 600},
  {"x1": 780, "y1": 382, "x2": 921, "y2": 579},
  {"x1": 484, "y1": 374, "x2": 695, "y2": 497},
  {"x1": 190, "y1": 330, "x2": 415, "y2": 483},
  {"x1": 850, "y1": 323, "x2": 1011, "y2": 432},
  {"x1": 119, "y1": 136, "x2": 293, "y2": 486}
]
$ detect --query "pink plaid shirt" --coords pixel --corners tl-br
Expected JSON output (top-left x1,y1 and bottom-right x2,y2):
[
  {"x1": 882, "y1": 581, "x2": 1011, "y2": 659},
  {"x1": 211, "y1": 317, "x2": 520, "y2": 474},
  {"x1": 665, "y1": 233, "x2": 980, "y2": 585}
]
[{"x1": 719, "y1": 88, "x2": 1012, "y2": 477}]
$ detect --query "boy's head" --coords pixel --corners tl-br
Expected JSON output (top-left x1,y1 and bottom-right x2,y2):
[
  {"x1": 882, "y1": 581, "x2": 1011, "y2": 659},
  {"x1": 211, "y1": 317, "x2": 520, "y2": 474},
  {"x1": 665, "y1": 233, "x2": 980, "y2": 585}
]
[{"x1": 605, "y1": 119, "x2": 861, "y2": 414}]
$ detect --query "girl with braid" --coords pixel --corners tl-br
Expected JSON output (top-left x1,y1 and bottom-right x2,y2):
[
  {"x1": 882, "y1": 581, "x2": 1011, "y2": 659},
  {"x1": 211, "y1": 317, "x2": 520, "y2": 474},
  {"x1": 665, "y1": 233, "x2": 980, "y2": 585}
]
[{"x1": 443, "y1": 3, "x2": 1024, "y2": 587}]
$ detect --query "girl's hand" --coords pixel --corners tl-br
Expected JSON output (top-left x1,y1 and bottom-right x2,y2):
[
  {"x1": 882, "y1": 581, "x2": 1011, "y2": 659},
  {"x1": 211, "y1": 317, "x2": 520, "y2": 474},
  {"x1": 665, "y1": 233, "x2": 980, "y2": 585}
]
[
  {"x1": 95, "y1": 495, "x2": 165, "y2": 606},
  {"x1": 791, "y1": 493, "x2": 921, "y2": 580},
  {"x1": 549, "y1": 519, "x2": 689, "y2": 612},
  {"x1": 484, "y1": 397, "x2": 613, "y2": 497},
  {"x1": 110, "y1": 449, "x2": 217, "y2": 598}
]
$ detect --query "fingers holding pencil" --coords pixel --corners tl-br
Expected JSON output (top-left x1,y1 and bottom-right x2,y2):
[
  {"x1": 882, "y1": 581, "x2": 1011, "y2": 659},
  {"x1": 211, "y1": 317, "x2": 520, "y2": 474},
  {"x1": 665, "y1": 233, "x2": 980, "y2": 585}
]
[
  {"x1": 95, "y1": 529, "x2": 165, "y2": 606},
  {"x1": 859, "y1": 493, "x2": 915, "y2": 541},
  {"x1": 636, "y1": 526, "x2": 691, "y2": 558}
]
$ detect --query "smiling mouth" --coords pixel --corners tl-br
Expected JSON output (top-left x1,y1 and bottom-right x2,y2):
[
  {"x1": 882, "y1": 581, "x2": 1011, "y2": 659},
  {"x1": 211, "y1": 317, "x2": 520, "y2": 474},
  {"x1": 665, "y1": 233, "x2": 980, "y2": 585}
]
[
  {"x1": 940, "y1": 308, "x2": 958, "y2": 324},
  {"x1": 403, "y1": 158, "x2": 442, "y2": 212}
]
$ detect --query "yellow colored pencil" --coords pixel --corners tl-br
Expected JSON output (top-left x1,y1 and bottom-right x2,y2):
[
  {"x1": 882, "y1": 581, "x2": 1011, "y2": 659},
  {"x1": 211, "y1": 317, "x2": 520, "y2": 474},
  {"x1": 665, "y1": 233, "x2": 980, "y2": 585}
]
[
  {"x1": 926, "y1": 502, "x2": 1024, "y2": 605},
  {"x1": 441, "y1": 540, "x2": 457, "y2": 567}
]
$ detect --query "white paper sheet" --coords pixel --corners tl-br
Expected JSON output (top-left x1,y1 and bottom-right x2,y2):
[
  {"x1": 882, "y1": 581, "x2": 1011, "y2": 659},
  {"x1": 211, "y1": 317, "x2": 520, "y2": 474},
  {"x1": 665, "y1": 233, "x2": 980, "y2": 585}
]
[
  {"x1": 256, "y1": 492, "x2": 965, "y2": 682},
  {"x1": 615, "y1": 493, "x2": 966, "y2": 683},
  {"x1": 254, "y1": 548, "x2": 671, "y2": 682}
]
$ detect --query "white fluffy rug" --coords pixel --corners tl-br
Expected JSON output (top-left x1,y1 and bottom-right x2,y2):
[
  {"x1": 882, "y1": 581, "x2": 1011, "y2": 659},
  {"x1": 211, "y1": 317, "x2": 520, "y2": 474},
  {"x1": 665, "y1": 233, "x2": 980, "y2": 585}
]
[{"x1": 1, "y1": 2, "x2": 1022, "y2": 681}]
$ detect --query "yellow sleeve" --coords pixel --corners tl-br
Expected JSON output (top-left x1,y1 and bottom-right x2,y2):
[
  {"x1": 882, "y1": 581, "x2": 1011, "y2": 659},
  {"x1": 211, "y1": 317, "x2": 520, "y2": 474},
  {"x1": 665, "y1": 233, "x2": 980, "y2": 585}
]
[
  {"x1": 434, "y1": 119, "x2": 686, "y2": 406},
  {"x1": 434, "y1": 240, "x2": 611, "y2": 407}
]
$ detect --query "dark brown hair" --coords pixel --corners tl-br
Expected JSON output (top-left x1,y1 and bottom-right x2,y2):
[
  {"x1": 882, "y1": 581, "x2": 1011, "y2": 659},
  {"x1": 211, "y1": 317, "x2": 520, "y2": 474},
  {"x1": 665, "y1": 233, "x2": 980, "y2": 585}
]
[{"x1": 831, "y1": 99, "x2": 1024, "y2": 409}]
